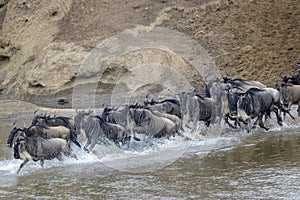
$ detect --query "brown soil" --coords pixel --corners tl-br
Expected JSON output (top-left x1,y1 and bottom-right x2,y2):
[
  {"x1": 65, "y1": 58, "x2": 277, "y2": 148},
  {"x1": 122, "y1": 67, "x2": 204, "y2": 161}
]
[{"x1": 0, "y1": 0, "x2": 299, "y2": 107}]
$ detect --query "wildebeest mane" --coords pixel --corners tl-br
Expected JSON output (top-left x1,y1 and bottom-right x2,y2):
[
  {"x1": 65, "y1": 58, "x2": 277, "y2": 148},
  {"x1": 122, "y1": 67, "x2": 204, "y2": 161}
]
[
  {"x1": 195, "y1": 93, "x2": 206, "y2": 99},
  {"x1": 159, "y1": 99, "x2": 180, "y2": 106},
  {"x1": 131, "y1": 110, "x2": 147, "y2": 126},
  {"x1": 246, "y1": 88, "x2": 265, "y2": 93},
  {"x1": 7, "y1": 127, "x2": 25, "y2": 147}
]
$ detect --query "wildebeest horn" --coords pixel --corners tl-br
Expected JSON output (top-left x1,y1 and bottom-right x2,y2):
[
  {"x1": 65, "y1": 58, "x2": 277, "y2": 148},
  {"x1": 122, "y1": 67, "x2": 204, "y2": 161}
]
[
  {"x1": 272, "y1": 79, "x2": 276, "y2": 87},
  {"x1": 203, "y1": 74, "x2": 209, "y2": 83},
  {"x1": 12, "y1": 121, "x2": 17, "y2": 127},
  {"x1": 279, "y1": 72, "x2": 284, "y2": 78},
  {"x1": 87, "y1": 108, "x2": 93, "y2": 114},
  {"x1": 33, "y1": 110, "x2": 39, "y2": 116}
]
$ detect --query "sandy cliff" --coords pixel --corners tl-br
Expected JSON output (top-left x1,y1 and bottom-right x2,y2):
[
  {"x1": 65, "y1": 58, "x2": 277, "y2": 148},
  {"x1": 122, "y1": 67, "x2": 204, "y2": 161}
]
[{"x1": 0, "y1": 0, "x2": 299, "y2": 107}]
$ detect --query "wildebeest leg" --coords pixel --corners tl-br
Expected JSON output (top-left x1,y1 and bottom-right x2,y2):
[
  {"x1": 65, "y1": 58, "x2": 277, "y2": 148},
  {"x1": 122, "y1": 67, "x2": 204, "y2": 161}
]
[
  {"x1": 56, "y1": 154, "x2": 64, "y2": 161},
  {"x1": 63, "y1": 151, "x2": 77, "y2": 160},
  {"x1": 224, "y1": 114, "x2": 237, "y2": 128},
  {"x1": 204, "y1": 120, "x2": 211, "y2": 127},
  {"x1": 273, "y1": 107, "x2": 283, "y2": 126},
  {"x1": 17, "y1": 159, "x2": 29, "y2": 173},
  {"x1": 40, "y1": 159, "x2": 45, "y2": 168},
  {"x1": 252, "y1": 118, "x2": 259, "y2": 129},
  {"x1": 83, "y1": 139, "x2": 92, "y2": 153},
  {"x1": 258, "y1": 115, "x2": 269, "y2": 131},
  {"x1": 86, "y1": 139, "x2": 99, "y2": 153},
  {"x1": 276, "y1": 102, "x2": 295, "y2": 120},
  {"x1": 191, "y1": 118, "x2": 198, "y2": 133},
  {"x1": 245, "y1": 118, "x2": 252, "y2": 133},
  {"x1": 298, "y1": 103, "x2": 300, "y2": 117},
  {"x1": 72, "y1": 140, "x2": 81, "y2": 148}
]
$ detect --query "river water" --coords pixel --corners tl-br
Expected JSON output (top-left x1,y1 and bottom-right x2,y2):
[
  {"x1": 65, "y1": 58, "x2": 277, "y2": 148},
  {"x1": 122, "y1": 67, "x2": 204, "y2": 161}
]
[{"x1": 0, "y1": 106, "x2": 300, "y2": 199}]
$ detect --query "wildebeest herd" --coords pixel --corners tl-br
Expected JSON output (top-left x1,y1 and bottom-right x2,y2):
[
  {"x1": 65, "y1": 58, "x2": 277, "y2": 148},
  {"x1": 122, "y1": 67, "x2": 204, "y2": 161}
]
[{"x1": 6, "y1": 67, "x2": 300, "y2": 172}]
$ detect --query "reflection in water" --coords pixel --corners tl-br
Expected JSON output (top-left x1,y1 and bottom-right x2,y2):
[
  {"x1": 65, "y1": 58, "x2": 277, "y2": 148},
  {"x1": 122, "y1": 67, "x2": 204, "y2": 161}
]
[{"x1": 1, "y1": 119, "x2": 300, "y2": 199}]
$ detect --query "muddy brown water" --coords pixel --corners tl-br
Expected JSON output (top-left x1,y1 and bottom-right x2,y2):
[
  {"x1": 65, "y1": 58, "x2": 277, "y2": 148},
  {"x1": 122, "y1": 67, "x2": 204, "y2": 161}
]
[{"x1": 1, "y1": 103, "x2": 300, "y2": 199}]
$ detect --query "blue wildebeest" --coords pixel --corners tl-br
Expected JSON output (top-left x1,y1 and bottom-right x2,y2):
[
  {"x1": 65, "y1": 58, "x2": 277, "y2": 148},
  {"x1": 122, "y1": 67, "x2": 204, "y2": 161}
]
[
  {"x1": 74, "y1": 110, "x2": 129, "y2": 152},
  {"x1": 13, "y1": 134, "x2": 77, "y2": 173},
  {"x1": 178, "y1": 91, "x2": 214, "y2": 133},
  {"x1": 6, "y1": 123, "x2": 81, "y2": 149},
  {"x1": 227, "y1": 87, "x2": 284, "y2": 132},
  {"x1": 143, "y1": 95, "x2": 181, "y2": 119},
  {"x1": 152, "y1": 110, "x2": 183, "y2": 132},
  {"x1": 31, "y1": 112, "x2": 81, "y2": 147},
  {"x1": 224, "y1": 77, "x2": 266, "y2": 90},
  {"x1": 101, "y1": 105, "x2": 130, "y2": 126},
  {"x1": 7, "y1": 124, "x2": 25, "y2": 148},
  {"x1": 279, "y1": 83, "x2": 300, "y2": 117},
  {"x1": 127, "y1": 108, "x2": 177, "y2": 140},
  {"x1": 205, "y1": 78, "x2": 233, "y2": 124}
]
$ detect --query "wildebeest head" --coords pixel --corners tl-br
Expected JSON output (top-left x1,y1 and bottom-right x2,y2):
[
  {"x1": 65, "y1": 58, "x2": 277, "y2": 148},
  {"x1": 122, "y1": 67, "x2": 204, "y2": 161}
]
[
  {"x1": 13, "y1": 135, "x2": 26, "y2": 159},
  {"x1": 143, "y1": 94, "x2": 156, "y2": 106},
  {"x1": 177, "y1": 91, "x2": 195, "y2": 116},
  {"x1": 31, "y1": 112, "x2": 52, "y2": 126},
  {"x1": 226, "y1": 88, "x2": 245, "y2": 117},
  {"x1": 278, "y1": 83, "x2": 290, "y2": 104},
  {"x1": 74, "y1": 109, "x2": 92, "y2": 135},
  {"x1": 7, "y1": 124, "x2": 25, "y2": 148},
  {"x1": 101, "y1": 106, "x2": 114, "y2": 121}
]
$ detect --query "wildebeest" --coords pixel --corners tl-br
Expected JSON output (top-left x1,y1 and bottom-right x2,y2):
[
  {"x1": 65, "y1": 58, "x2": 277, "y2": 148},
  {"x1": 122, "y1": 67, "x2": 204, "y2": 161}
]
[
  {"x1": 279, "y1": 83, "x2": 300, "y2": 117},
  {"x1": 31, "y1": 112, "x2": 80, "y2": 147},
  {"x1": 7, "y1": 125, "x2": 25, "y2": 148},
  {"x1": 74, "y1": 110, "x2": 129, "y2": 152},
  {"x1": 101, "y1": 105, "x2": 130, "y2": 126},
  {"x1": 7, "y1": 123, "x2": 81, "y2": 149},
  {"x1": 13, "y1": 135, "x2": 77, "y2": 172},
  {"x1": 178, "y1": 91, "x2": 214, "y2": 133},
  {"x1": 205, "y1": 78, "x2": 232, "y2": 124},
  {"x1": 152, "y1": 110, "x2": 183, "y2": 132},
  {"x1": 127, "y1": 108, "x2": 177, "y2": 139},
  {"x1": 227, "y1": 87, "x2": 284, "y2": 131},
  {"x1": 224, "y1": 77, "x2": 266, "y2": 90},
  {"x1": 143, "y1": 95, "x2": 181, "y2": 119}
]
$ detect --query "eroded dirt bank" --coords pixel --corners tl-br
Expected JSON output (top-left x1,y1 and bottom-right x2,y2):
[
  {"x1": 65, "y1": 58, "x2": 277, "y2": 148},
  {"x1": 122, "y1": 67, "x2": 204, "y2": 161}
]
[{"x1": 0, "y1": 0, "x2": 299, "y2": 107}]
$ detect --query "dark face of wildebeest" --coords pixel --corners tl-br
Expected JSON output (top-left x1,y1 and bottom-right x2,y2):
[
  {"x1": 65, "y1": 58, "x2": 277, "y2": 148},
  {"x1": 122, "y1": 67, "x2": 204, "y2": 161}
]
[
  {"x1": 7, "y1": 126, "x2": 25, "y2": 148},
  {"x1": 226, "y1": 89, "x2": 243, "y2": 117}
]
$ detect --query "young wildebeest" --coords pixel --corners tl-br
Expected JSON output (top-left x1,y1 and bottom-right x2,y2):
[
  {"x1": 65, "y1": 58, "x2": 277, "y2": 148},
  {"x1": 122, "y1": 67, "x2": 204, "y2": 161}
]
[
  {"x1": 178, "y1": 91, "x2": 214, "y2": 133},
  {"x1": 127, "y1": 108, "x2": 177, "y2": 140},
  {"x1": 32, "y1": 112, "x2": 81, "y2": 147},
  {"x1": 13, "y1": 135, "x2": 77, "y2": 173},
  {"x1": 74, "y1": 110, "x2": 129, "y2": 153},
  {"x1": 227, "y1": 87, "x2": 284, "y2": 132}
]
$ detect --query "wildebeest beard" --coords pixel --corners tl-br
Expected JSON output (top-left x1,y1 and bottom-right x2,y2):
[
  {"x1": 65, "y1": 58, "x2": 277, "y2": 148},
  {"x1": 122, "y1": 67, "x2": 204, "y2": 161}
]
[{"x1": 13, "y1": 142, "x2": 20, "y2": 159}]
